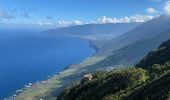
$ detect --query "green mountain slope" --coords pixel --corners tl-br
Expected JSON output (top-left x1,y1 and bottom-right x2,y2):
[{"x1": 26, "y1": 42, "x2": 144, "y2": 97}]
[
  {"x1": 101, "y1": 15, "x2": 170, "y2": 54},
  {"x1": 136, "y1": 39, "x2": 170, "y2": 69},
  {"x1": 126, "y1": 71, "x2": 170, "y2": 100},
  {"x1": 57, "y1": 39, "x2": 170, "y2": 100},
  {"x1": 84, "y1": 28, "x2": 170, "y2": 71},
  {"x1": 57, "y1": 68, "x2": 147, "y2": 100}
]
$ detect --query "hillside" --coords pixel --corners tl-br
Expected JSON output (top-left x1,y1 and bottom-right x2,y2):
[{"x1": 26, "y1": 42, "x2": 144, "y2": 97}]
[
  {"x1": 126, "y1": 71, "x2": 170, "y2": 100},
  {"x1": 44, "y1": 23, "x2": 140, "y2": 38},
  {"x1": 57, "y1": 39, "x2": 170, "y2": 100},
  {"x1": 87, "y1": 15, "x2": 170, "y2": 70},
  {"x1": 136, "y1": 39, "x2": 170, "y2": 69},
  {"x1": 13, "y1": 15, "x2": 170, "y2": 100},
  {"x1": 101, "y1": 15, "x2": 170, "y2": 53},
  {"x1": 88, "y1": 28, "x2": 170, "y2": 70}
]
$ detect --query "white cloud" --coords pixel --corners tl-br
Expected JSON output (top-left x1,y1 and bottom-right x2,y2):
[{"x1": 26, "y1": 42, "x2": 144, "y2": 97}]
[
  {"x1": 0, "y1": 14, "x2": 154, "y2": 28},
  {"x1": 57, "y1": 20, "x2": 84, "y2": 27},
  {"x1": 32, "y1": 20, "x2": 84, "y2": 28},
  {"x1": 164, "y1": 0, "x2": 170, "y2": 15},
  {"x1": 12, "y1": 15, "x2": 154, "y2": 28},
  {"x1": 38, "y1": 21, "x2": 54, "y2": 26},
  {"x1": 146, "y1": 8, "x2": 157, "y2": 14},
  {"x1": 54, "y1": 15, "x2": 154, "y2": 27},
  {"x1": 97, "y1": 15, "x2": 154, "y2": 24}
]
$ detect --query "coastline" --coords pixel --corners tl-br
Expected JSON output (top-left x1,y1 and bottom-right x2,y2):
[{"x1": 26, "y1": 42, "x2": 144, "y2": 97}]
[{"x1": 9, "y1": 38, "x2": 103, "y2": 100}]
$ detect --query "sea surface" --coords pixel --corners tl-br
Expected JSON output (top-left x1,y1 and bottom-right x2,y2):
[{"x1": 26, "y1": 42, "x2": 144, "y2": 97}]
[{"x1": 0, "y1": 29, "x2": 94, "y2": 99}]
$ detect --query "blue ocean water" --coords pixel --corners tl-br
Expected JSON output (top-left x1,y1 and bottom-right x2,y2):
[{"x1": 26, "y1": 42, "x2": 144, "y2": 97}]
[{"x1": 0, "y1": 30, "x2": 94, "y2": 99}]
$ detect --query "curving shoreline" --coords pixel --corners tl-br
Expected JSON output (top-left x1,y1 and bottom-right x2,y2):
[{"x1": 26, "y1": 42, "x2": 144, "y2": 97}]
[{"x1": 8, "y1": 38, "x2": 99, "y2": 100}]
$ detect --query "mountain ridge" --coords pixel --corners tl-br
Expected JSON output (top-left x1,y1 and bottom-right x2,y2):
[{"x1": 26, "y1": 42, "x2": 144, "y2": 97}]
[{"x1": 100, "y1": 15, "x2": 170, "y2": 54}]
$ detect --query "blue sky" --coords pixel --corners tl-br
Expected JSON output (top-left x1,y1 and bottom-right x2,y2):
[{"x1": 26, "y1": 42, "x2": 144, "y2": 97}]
[{"x1": 0, "y1": 0, "x2": 169, "y2": 28}]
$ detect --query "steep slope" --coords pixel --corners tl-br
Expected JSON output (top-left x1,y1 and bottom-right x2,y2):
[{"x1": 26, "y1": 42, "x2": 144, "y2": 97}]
[
  {"x1": 126, "y1": 39, "x2": 170, "y2": 100},
  {"x1": 97, "y1": 15, "x2": 170, "y2": 54},
  {"x1": 85, "y1": 15, "x2": 170, "y2": 70},
  {"x1": 44, "y1": 23, "x2": 140, "y2": 38},
  {"x1": 126, "y1": 71, "x2": 170, "y2": 100},
  {"x1": 57, "y1": 68, "x2": 147, "y2": 100},
  {"x1": 57, "y1": 39, "x2": 170, "y2": 100},
  {"x1": 88, "y1": 28, "x2": 170, "y2": 70},
  {"x1": 136, "y1": 39, "x2": 170, "y2": 69}
]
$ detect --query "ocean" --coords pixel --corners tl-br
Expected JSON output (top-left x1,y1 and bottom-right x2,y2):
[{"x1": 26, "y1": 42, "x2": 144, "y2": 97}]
[{"x1": 0, "y1": 29, "x2": 94, "y2": 99}]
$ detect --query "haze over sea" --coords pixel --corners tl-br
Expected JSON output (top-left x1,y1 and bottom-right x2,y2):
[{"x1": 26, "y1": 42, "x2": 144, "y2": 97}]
[{"x1": 0, "y1": 29, "x2": 94, "y2": 99}]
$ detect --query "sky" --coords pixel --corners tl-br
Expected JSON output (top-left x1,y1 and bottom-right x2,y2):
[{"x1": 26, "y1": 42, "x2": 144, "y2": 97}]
[{"x1": 0, "y1": 0, "x2": 170, "y2": 28}]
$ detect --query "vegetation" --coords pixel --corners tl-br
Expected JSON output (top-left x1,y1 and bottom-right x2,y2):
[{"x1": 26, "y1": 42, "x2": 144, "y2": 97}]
[
  {"x1": 136, "y1": 40, "x2": 170, "y2": 69},
  {"x1": 57, "y1": 39, "x2": 170, "y2": 100},
  {"x1": 57, "y1": 68, "x2": 147, "y2": 100},
  {"x1": 126, "y1": 71, "x2": 170, "y2": 100},
  {"x1": 13, "y1": 14, "x2": 170, "y2": 100}
]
